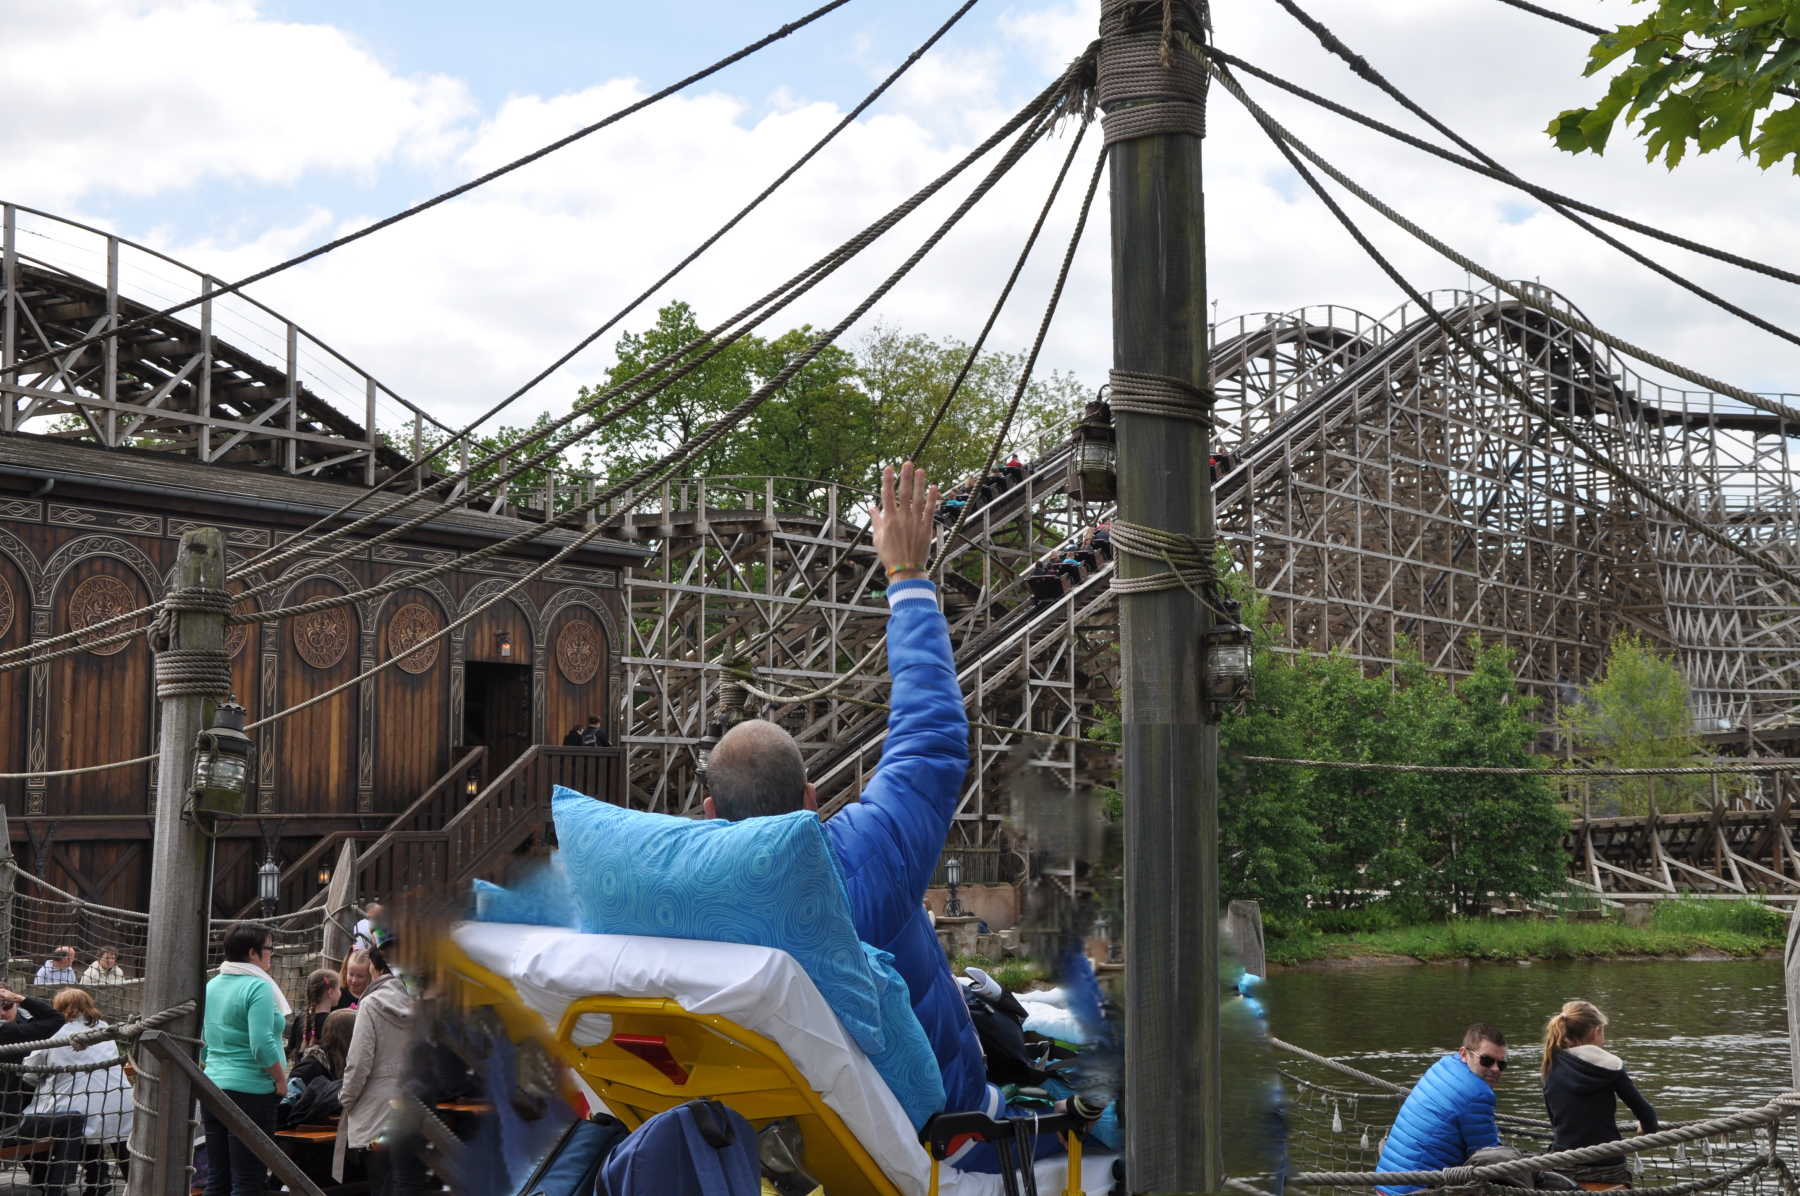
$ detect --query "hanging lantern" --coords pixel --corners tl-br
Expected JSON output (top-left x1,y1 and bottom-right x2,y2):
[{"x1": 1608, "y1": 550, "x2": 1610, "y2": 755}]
[
  {"x1": 1071, "y1": 395, "x2": 1116, "y2": 502},
  {"x1": 697, "y1": 672, "x2": 753, "y2": 787},
  {"x1": 496, "y1": 631, "x2": 514, "y2": 659},
  {"x1": 1201, "y1": 599, "x2": 1254, "y2": 720},
  {"x1": 258, "y1": 854, "x2": 282, "y2": 920},
  {"x1": 316, "y1": 863, "x2": 331, "y2": 887},
  {"x1": 465, "y1": 775, "x2": 479, "y2": 797},
  {"x1": 189, "y1": 696, "x2": 255, "y2": 823}
]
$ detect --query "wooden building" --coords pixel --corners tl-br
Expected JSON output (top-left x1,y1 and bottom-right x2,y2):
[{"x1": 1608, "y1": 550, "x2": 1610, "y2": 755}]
[{"x1": 0, "y1": 203, "x2": 644, "y2": 920}]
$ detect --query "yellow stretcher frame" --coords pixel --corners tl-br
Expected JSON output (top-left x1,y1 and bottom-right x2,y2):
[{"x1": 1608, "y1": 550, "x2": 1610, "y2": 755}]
[{"x1": 442, "y1": 940, "x2": 1085, "y2": 1196}]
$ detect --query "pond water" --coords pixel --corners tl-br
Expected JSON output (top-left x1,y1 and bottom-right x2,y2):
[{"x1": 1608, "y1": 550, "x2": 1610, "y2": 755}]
[{"x1": 1259, "y1": 957, "x2": 1790, "y2": 1120}]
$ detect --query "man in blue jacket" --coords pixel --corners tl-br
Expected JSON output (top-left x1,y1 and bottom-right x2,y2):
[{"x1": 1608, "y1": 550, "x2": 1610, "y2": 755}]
[
  {"x1": 1374, "y1": 1024, "x2": 1508, "y2": 1194},
  {"x1": 703, "y1": 462, "x2": 1069, "y2": 1169}
]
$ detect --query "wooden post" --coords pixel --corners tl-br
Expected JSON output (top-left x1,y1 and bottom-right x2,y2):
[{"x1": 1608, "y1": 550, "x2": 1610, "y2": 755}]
[
  {"x1": 0, "y1": 807, "x2": 14, "y2": 990},
  {"x1": 130, "y1": 527, "x2": 228, "y2": 1196},
  {"x1": 1786, "y1": 899, "x2": 1800, "y2": 1090},
  {"x1": 321, "y1": 838, "x2": 358, "y2": 971},
  {"x1": 1100, "y1": 0, "x2": 1220, "y2": 1188}
]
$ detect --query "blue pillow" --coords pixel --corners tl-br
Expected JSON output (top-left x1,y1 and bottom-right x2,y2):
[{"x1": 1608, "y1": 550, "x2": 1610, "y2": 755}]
[
  {"x1": 472, "y1": 852, "x2": 581, "y2": 929},
  {"x1": 861, "y1": 943, "x2": 945, "y2": 1130},
  {"x1": 553, "y1": 788, "x2": 883, "y2": 1051},
  {"x1": 552, "y1": 786, "x2": 944, "y2": 1125}
]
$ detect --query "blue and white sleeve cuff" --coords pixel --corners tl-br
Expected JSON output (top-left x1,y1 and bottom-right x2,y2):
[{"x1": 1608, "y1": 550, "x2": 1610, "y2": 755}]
[{"x1": 886, "y1": 578, "x2": 937, "y2": 606}]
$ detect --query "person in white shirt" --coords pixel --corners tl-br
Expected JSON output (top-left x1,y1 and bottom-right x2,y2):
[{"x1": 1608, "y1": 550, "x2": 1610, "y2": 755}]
[
  {"x1": 80, "y1": 949, "x2": 126, "y2": 986},
  {"x1": 22, "y1": 988, "x2": 133, "y2": 1194},
  {"x1": 33, "y1": 947, "x2": 76, "y2": 986}
]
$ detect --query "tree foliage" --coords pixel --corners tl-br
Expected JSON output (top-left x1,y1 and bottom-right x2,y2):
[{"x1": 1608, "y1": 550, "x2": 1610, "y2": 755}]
[
  {"x1": 1213, "y1": 559, "x2": 1568, "y2": 919},
  {"x1": 1547, "y1": 1, "x2": 1800, "y2": 171},
  {"x1": 571, "y1": 304, "x2": 1086, "y2": 503},
  {"x1": 1560, "y1": 631, "x2": 1713, "y2": 813}
]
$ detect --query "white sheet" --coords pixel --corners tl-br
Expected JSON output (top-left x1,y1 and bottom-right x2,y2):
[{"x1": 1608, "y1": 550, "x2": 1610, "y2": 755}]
[
  {"x1": 453, "y1": 924, "x2": 1121, "y2": 1196},
  {"x1": 453, "y1": 922, "x2": 932, "y2": 1196}
]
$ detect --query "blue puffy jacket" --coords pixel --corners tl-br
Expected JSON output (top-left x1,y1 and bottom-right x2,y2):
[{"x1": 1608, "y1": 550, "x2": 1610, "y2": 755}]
[
  {"x1": 1375, "y1": 1054, "x2": 1500, "y2": 1194},
  {"x1": 823, "y1": 577, "x2": 987, "y2": 1113}
]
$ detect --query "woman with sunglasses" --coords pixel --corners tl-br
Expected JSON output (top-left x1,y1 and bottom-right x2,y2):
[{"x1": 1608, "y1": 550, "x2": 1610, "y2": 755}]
[{"x1": 1542, "y1": 1000, "x2": 1658, "y2": 1185}]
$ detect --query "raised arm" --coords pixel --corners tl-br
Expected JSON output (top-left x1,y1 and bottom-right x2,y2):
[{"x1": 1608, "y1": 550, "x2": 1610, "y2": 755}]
[{"x1": 825, "y1": 463, "x2": 969, "y2": 940}]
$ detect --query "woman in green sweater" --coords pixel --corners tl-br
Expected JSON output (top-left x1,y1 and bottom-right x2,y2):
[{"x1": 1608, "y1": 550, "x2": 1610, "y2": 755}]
[{"x1": 201, "y1": 923, "x2": 290, "y2": 1196}]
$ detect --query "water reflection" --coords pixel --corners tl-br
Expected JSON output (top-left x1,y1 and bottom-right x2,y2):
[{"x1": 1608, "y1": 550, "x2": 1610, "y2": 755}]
[{"x1": 1261, "y1": 959, "x2": 1788, "y2": 1120}]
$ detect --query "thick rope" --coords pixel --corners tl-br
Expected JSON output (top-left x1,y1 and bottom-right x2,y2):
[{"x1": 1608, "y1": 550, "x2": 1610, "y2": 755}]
[
  {"x1": 1266, "y1": 0, "x2": 1800, "y2": 352},
  {"x1": 1200, "y1": 47, "x2": 1800, "y2": 300},
  {"x1": 932, "y1": 126, "x2": 1104, "y2": 578},
  {"x1": 1269, "y1": 1036, "x2": 1410, "y2": 1094},
  {"x1": 1209, "y1": 61, "x2": 1800, "y2": 600},
  {"x1": 0, "y1": 0, "x2": 858, "y2": 384},
  {"x1": 1107, "y1": 369, "x2": 1215, "y2": 424},
  {"x1": 1288, "y1": 1097, "x2": 1795, "y2": 1186},
  {"x1": 222, "y1": 0, "x2": 984, "y2": 588},
  {"x1": 0, "y1": 69, "x2": 1078, "y2": 675},
  {"x1": 1108, "y1": 522, "x2": 1220, "y2": 608},
  {"x1": 1240, "y1": 757, "x2": 1800, "y2": 776},
  {"x1": 0, "y1": 1000, "x2": 196, "y2": 1059},
  {"x1": 1096, "y1": 9, "x2": 1209, "y2": 146}
]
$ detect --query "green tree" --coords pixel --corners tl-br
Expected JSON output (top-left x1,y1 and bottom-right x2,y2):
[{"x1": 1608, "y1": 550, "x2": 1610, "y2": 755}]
[
  {"x1": 1547, "y1": 1, "x2": 1800, "y2": 171},
  {"x1": 1561, "y1": 631, "x2": 1711, "y2": 813},
  {"x1": 1401, "y1": 639, "x2": 1570, "y2": 914}
]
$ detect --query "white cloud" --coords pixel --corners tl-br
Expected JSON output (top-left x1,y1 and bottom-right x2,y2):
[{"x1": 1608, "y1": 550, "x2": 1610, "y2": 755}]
[{"x1": 0, "y1": 0, "x2": 473, "y2": 207}]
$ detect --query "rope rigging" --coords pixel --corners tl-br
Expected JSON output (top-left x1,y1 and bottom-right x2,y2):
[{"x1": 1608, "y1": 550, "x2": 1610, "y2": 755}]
[
  {"x1": 1208, "y1": 58, "x2": 1800, "y2": 600},
  {"x1": 0, "y1": 63, "x2": 1078, "y2": 673},
  {"x1": 1266, "y1": 0, "x2": 1800, "y2": 352},
  {"x1": 0, "y1": 0, "x2": 859, "y2": 387},
  {"x1": 230, "y1": 0, "x2": 985, "y2": 580},
  {"x1": 0, "y1": 51, "x2": 1094, "y2": 778},
  {"x1": 1199, "y1": 46, "x2": 1800, "y2": 294}
]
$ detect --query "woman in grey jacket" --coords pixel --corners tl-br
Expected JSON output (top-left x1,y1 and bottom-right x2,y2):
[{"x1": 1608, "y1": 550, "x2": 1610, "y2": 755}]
[{"x1": 332, "y1": 949, "x2": 412, "y2": 1195}]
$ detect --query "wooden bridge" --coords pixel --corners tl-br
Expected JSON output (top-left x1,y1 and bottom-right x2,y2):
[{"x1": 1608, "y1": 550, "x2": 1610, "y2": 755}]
[{"x1": 1568, "y1": 772, "x2": 1800, "y2": 898}]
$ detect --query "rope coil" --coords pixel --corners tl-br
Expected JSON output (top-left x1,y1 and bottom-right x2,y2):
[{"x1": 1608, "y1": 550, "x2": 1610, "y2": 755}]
[
  {"x1": 1096, "y1": 0, "x2": 1209, "y2": 146},
  {"x1": 152, "y1": 649, "x2": 234, "y2": 700},
  {"x1": 1109, "y1": 522, "x2": 1217, "y2": 601},
  {"x1": 1108, "y1": 368, "x2": 1215, "y2": 424}
]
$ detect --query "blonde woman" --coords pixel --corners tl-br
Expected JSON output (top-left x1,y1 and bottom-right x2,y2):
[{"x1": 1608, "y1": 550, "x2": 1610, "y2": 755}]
[{"x1": 1542, "y1": 1001, "x2": 1659, "y2": 1185}]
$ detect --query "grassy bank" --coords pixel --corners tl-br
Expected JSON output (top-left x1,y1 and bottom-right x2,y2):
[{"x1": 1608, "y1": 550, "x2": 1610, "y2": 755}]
[{"x1": 1265, "y1": 898, "x2": 1787, "y2": 966}]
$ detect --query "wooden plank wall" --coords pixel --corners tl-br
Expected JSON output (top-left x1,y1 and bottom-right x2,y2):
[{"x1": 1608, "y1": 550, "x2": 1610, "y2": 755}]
[{"x1": 0, "y1": 498, "x2": 629, "y2": 920}]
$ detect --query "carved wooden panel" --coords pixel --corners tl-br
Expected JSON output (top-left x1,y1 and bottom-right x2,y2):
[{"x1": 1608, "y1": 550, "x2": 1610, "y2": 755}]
[
  {"x1": 556, "y1": 619, "x2": 600, "y2": 684},
  {"x1": 68, "y1": 576, "x2": 136, "y2": 656},
  {"x1": 0, "y1": 573, "x2": 12, "y2": 643},
  {"x1": 389, "y1": 603, "x2": 440, "y2": 674},
  {"x1": 293, "y1": 608, "x2": 350, "y2": 669}
]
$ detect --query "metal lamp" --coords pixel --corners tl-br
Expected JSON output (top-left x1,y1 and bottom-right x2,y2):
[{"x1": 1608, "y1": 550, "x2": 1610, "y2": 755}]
[
  {"x1": 1071, "y1": 395, "x2": 1116, "y2": 502},
  {"x1": 1201, "y1": 601, "x2": 1254, "y2": 720},
  {"x1": 465, "y1": 775, "x2": 479, "y2": 797},
  {"x1": 944, "y1": 855, "x2": 965, "y2": 917},
  {"x1": 258, "y1": 854, "x2": 281, "y2": 920},
  {"x1": 316, "y1": 863, "x2": 331, "y2": 887},
  {"x1": 497, "y1": 632, "x2": 513, "y2": 659},
  {"x1": 696, "y1": 674, "x2": 753, "y2": 788},
  {"x1": 189, "y1": 696, "x2": 255, "y2": 823}
]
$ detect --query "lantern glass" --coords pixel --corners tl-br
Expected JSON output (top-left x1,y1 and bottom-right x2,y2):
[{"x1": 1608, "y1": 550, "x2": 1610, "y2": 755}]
[
  {"x1": 316, "y1": 865, "x2": 331, "y2": 886},
  {"x1": 465, "y1": 776, "x2": 478, "y2": 796},
  {"x1": 1074, "y1": 438, "x2": 1117, "y2": 500},
  {"x1": 258, "y1": 858, "x2": 281, "y2": 904},
  {"x1": 1202, "y1": 624, "x2": 1254, "y2": 708},
  {"x1": 497, "y1": 633, "x2": 513, "y2": 659},
  {"x1": 944, "y1": 856, "x2": 962, "y2": 888}
]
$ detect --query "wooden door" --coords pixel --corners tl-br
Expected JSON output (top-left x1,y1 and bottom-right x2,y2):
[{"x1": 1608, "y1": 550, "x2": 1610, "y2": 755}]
[
  {"x1": 52, "y1": 558, "x2": 153, "y2": 815},
  {"x1": 375, "y1": 588, "x2": 450, "y2": 813},
  {"x1": 465, "y1": 662, "x2": 532, "y2": 777},
  {"x1": 278, "y1": 577, "x2": 360, "y2": 814}
]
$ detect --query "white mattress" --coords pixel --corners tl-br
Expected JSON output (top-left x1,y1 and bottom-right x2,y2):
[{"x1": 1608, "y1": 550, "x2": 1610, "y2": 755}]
[{"x1": 452, "y1": 923, "x2": 1118, "y2": 1196}]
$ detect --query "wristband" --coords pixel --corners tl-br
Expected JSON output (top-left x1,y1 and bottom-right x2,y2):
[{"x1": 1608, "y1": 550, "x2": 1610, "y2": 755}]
[{"x1": 885, "y1": 563, "x2": 924, "y2": 577}]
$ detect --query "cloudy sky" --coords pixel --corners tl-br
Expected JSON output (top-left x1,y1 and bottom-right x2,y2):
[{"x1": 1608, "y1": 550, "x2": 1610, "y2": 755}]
[{"x1": 4, "y1": 0, "x2": 1797, "y2": 442}]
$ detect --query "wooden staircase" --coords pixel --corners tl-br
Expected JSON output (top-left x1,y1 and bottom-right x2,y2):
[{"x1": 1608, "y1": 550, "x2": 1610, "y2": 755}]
[{"x1": 298, "y1": 746, "x2": 623, "y2": 910}]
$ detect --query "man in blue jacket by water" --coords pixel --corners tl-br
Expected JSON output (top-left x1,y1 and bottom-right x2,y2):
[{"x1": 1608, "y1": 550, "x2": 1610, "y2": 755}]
[
  {"x1": 703, "y1": 462, "x2": 1079, "y2": 1170},
  {"x1": 1375, "y1": 1024, "x2": 1509, "y2": 1194}
]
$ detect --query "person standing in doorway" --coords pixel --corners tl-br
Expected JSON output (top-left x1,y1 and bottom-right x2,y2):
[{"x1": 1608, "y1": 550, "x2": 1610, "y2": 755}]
[{"x1": 201, "y1": 923, "x2": 290, "y2": 1196}]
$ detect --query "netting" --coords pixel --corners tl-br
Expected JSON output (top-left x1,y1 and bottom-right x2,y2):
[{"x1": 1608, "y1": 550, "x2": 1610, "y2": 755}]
[
  {"x1": 1, "y1": 864, "x2": 328, "y2": 1024},
  {"x1": 1268, "y1": 1043, "x2": 1800, "y2": 1196}
]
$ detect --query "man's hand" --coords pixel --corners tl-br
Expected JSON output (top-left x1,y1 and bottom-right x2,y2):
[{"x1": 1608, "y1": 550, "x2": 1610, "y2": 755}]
[{"x1": 870, "y1": 462, "x2": 939, "y2": 582}]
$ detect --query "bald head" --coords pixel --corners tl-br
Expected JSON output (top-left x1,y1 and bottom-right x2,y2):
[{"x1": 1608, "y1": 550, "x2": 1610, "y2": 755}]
[{"x1": 706, "y1": 719, "x2": 807, "y2": 821}]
